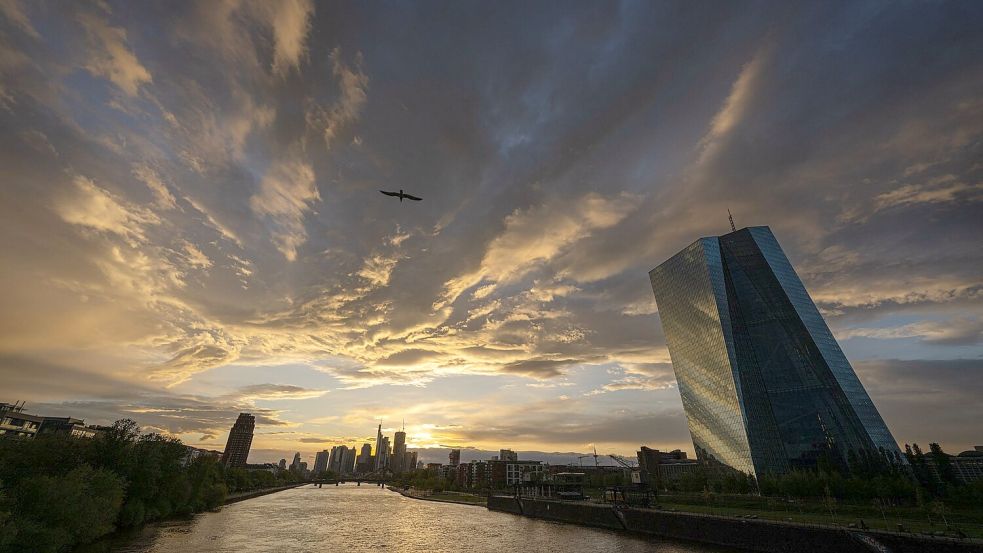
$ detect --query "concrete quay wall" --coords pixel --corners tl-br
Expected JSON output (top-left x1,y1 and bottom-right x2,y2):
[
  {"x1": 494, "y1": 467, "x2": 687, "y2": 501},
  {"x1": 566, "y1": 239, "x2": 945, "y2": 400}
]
[{"x1": 486, "y1": 496, "x2": 983, "y2": 553}]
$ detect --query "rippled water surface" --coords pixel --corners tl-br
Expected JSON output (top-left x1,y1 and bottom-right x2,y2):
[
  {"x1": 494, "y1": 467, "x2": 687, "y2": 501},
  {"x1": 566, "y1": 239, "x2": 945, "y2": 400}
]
[{"x1": 92, "y1": 485, "x2": 745, "y2": 553}]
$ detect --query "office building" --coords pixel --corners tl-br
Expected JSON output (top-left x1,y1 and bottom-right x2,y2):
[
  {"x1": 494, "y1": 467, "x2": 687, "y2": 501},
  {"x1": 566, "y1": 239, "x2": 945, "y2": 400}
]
[
  {"x1": 377, "y1": 437, "x2": 390, "y2": 470},
  {"x1": 342, "y1": 446, "x2": 356, "y2": 475},
  {"x1": 328, "y1": 445, "x2": 346, "y2": 473},
  {"x1": 649, "y1": 226, "x2": 902, "y2": 477},
  {"x1": 499, "y1": 449, "x2": 518, "y2": 462},
  {"x1": 449, "y1": 449, "x2": 461, "y2": 466},
  {"x1": 374, "y1": 424, "x2": 384, "y2": 470},
  {"x1": 220, "y1": 413, "x2": 255, "y2": 467},
  {"x1": 278, "y1": 458, "x2": 287, "y2": 471},
  {"x1": 393, "y1": 430, "x2": 407, "y2": 473},
  {"x1": 313, "y1": 450, "x2": 330, "y2": 475},
  {"x1": 356, "y1": 443, "x2": 374, "y2": 474}
]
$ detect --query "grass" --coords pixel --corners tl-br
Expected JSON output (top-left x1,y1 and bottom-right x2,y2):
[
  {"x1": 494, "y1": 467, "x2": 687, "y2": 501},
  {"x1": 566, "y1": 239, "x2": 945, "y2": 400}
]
[{"x1": 621, "y1": 493, "x2": 983, "y2": 540}]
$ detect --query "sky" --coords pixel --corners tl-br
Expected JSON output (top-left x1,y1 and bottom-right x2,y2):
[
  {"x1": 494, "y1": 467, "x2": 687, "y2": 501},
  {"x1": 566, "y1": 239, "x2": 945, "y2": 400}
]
[{"x1": 0, "y1": 0, "x2": 981, "y2": 466}]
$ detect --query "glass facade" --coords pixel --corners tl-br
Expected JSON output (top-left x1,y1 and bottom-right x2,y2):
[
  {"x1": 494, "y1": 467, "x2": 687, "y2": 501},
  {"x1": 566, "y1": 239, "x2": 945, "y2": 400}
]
[{"x1": 650, "y1": 226, "x2": 901, "y2": 477}]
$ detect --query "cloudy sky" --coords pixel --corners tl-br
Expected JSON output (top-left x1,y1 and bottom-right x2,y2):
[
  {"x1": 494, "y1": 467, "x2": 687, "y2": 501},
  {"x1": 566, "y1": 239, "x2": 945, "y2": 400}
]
[{"x1": 1, "y1": 0, "x2": 981, "y2": 465}]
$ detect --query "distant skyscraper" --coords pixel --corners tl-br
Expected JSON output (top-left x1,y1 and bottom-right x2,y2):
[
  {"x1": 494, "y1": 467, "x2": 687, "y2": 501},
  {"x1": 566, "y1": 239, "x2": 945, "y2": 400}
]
[
  {"x1": 356, "y1": 443, "x2": 373, "y2": 474},
  {"x1": 378, "y1": 437, "x2": 391, "y2": 469},
  {"x1": 220, "y1": 413, "x2": 255, "y2": 467},
  {"x1": 374, "y1": 423, "x2": 384, "y2": 470},
  {"x1": 313, "y1": 450, "x2": 330, "y2": 475},
  {"x1": 342, "y1": 446, "x2": 356, "y2": 475},
  {"x1": 278, "y1": 458, "x2": 287, "y2": 471},
  {"x1": 393, "y1": 430, "x2": 407, "y2": 473},
  {"x1": 290, "y1": 452, "x2": 302, "y2": 471},
  {"x1": 328, "y1": 445, "x2": 345, "y2": 473},
  {"x1": 449, "y1": 449, "x2": 461, "y2": 466},
  {"x1": 499, "y1": 449, "x2": 518, "y2": 462},
  {"x1": 649, "y1": 226, "x2": 902, "y2": 477}
]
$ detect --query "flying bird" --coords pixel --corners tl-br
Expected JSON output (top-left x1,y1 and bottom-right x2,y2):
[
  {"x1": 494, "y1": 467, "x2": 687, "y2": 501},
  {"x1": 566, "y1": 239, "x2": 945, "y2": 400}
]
[{"x1": 380, "y1": 189, "x2": 422, "y2": 202}]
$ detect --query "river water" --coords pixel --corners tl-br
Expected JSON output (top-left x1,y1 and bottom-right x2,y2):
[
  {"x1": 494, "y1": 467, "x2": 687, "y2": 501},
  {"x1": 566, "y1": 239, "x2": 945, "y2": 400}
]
[{"x1": 85, "y1": 484, "x2": 746, "y2": 553}]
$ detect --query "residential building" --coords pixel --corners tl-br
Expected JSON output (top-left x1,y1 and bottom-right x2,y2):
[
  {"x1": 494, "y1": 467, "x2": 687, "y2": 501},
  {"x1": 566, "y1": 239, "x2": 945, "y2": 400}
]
[
  {"x1": 499, "y1": 449, "x2": 518, "y2": 462},
  {"x1": 220, "y1": 413, "x2": 255, "y2": 467},
  {"x1": 649, "y1": 226, "x2": 902, "y2": 477},
  {"x1": 38, "y1": 417, "x2": 99, "y2": 438},
  {"x1": 183, "y1": 446, "x2": 221, "y2": 466},
  {"x1": 449, "y1": 449, "x2": 461, "y2": 467},
  {"x1": 278, "y1": 458, "x2": 287, "y2": 471},
  {"x1": 488, "y1": 459, "x2": 543, "y2": 488},
  {"x1": 0, "y1": 402, "x2": 42, "y2": 439}
]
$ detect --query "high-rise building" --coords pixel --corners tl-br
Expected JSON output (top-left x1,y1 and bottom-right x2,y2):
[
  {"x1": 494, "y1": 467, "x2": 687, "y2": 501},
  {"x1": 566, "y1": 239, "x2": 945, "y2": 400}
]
[
  {"x1": 392, "y1": 430, "x2": 407, "y2": 473},
  {"x1": 278, "y1": 458, "x2": 287, "y2": 471},
  {"x1": 220, "y1": 413, "x2": 255, "y2": 467},
  {"x1": 356, "y1": 443, "x2": 374, "y2": 474},
  {"x1": 290, "y1": 452, "x2": 302, "y2": 471},
  {"x1": 378, "y1": 437, "x2": 391, "y2": 469},
  {"x1": 649, "y1": 226, "x2": 902, "y2": 477},
  {"x1": 449, "y1": 449, "x2": 461, "y2": 466},
  {"x1": 374, "y1": 423, "x2": 384, "y2": 470},
  {"x1": 342, "y1": 446, "x2": 357, "y2": 475},
  {"x1": 328, "y1": 445, "x2": 345, "y2": 473},
  {"x1": 313, "y1": 450, "x2": 330, "y2": 475},
  {"x1": 499, "y1": 449, "x2": 518, "y2": 462}
]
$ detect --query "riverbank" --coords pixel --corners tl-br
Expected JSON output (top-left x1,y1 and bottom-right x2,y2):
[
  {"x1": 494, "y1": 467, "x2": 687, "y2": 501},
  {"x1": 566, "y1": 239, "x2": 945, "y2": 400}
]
[
  {"x1": 224, "y1": 483, "x2": 307, "y2": 505},
  {"x1": 391, "y1": 486, "x2": 487, "y2": 507},
  {"x1": 488, "y1": 496, "x2": 983, "y2": 553}
]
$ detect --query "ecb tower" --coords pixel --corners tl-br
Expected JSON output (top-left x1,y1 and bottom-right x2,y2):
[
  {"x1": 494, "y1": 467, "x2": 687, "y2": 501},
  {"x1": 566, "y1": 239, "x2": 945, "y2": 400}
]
[{"x1": 649, "y1": 226, "x2": 901, "y2": 477}]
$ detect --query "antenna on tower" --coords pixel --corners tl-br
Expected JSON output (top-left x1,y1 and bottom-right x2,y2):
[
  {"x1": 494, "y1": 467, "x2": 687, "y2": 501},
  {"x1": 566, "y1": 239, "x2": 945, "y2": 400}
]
[{"x1": 728, "y1": 208, "x2": 737, "y2": 233}]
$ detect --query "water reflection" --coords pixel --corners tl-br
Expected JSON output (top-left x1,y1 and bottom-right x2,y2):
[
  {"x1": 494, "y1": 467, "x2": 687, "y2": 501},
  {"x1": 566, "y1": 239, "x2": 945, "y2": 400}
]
[{"x1": 82, "y1": 485, "x2": 745, "y2": 553}]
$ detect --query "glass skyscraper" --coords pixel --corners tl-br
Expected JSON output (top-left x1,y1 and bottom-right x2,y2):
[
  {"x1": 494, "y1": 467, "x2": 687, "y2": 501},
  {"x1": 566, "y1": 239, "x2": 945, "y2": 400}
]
[{"x1": 649, "y1": 226, "x2": 901, "y2": 477}]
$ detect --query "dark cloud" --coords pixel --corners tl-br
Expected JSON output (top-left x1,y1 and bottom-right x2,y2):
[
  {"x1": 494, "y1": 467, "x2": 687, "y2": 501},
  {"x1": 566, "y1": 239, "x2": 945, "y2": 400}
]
[
  {"x1": 0, "y1": 0, "x2": 980, "y2": 453},
  {"x1": 857, "y1": 359, "x2": 983, "y2": 452}
]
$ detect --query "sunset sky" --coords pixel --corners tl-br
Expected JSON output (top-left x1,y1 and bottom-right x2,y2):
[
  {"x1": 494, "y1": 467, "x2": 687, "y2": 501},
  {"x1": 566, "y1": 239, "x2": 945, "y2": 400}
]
[{"x1": 1, "y1": 1, "x2": 980, "y2": 465}]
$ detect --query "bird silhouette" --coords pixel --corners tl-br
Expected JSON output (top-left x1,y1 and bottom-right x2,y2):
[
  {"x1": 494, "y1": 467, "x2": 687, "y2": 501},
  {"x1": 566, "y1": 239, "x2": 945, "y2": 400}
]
[{"x1": 380, "y1": 189, "x2": 422, "y2": 202}]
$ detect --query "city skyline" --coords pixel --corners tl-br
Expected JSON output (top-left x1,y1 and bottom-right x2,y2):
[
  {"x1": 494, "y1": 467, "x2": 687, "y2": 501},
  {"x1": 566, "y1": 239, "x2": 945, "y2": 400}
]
[{"x1": 1, "y1": 1, "x2": 981, "y2": 463}]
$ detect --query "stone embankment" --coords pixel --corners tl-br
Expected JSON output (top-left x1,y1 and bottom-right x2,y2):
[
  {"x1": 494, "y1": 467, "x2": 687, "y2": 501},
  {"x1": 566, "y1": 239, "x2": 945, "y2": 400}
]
[{"x1": 487, "y1": 496, "x2": 983, "y2": 553}]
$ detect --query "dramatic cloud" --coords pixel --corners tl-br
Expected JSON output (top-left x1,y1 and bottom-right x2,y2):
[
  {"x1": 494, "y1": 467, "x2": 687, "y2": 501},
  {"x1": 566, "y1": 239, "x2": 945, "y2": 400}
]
[
  {"x1": 77, "y1": 7, "x2": 152, "y2": 96},
  {"x1": 0, "y1": 1, "x2": 980, "y2": 458},
  {"x1": 249, "y1": 156, "x2": 319, "y2": 260},
  {"x1": 268, "y1": 0, "x2": 314, "y2": 77}
]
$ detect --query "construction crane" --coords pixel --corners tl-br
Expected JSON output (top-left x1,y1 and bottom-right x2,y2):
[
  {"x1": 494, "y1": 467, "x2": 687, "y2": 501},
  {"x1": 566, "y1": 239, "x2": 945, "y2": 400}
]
[
  {"x1": 608, "y1": 454, "x2": 637, "y2": 468},
  {"x1": 577, "y1": 445, "x2": 600, "y2": 468}
]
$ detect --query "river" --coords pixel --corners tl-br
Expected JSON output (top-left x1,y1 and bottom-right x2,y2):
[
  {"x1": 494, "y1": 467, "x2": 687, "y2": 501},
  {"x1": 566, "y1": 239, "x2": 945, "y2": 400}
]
[{"x1": 81, "y1": 484, "x2": 747, "y2": 552}]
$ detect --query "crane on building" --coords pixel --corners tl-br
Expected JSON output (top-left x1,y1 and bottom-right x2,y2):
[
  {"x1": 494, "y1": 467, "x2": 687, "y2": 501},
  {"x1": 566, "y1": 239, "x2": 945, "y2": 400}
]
[
  {"x1": 577, "y1": 445, "x2": 601, "y2": 468},
  {"x1": 608, "y1": 454, "x2": 637, "y2": 469}
]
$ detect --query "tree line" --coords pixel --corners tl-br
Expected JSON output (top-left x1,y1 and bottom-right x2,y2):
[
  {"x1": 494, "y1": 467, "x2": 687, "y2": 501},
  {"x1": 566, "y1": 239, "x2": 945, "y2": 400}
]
[{"x1": 0, "y1": 419, "x2": 303, "y2": 553}]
